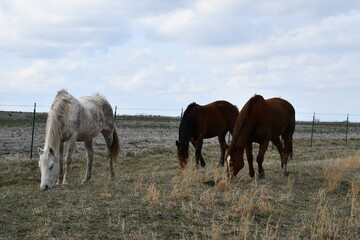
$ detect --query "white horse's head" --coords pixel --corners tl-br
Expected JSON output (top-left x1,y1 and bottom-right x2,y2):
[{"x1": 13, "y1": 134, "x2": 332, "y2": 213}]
[{"x1": 38, "y1": 147, "x2": 60, "y2": 190}]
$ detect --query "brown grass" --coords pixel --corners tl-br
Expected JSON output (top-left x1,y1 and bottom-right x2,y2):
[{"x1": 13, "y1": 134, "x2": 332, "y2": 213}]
[{"x1": 1, "y1": 138, "x2": 360, "y2": 239}]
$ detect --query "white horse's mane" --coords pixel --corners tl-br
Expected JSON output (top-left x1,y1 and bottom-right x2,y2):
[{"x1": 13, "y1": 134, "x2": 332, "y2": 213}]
[{"x1": 44, "y1": 89, "x2": 74, "y2": 151}]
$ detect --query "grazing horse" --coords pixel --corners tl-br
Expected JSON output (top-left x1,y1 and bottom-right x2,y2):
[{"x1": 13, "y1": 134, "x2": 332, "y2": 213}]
[
  {"x1": 226, "y1": 95, "x2": 295, "y2": 178},
  {"x1": 38, "y1": 89, "x2": 120, "y2": 190},
  {"x1": 176, "y1": 101, "x2": 239, "y2": 168}
]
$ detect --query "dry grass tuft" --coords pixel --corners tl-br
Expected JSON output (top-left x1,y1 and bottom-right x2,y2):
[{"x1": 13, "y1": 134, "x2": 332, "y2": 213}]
[
  {"x1": 173, "y1": 166, "x2": 204, "y2": 185},
  {"x1": 303, "y1": 190, "x2": 341, "y2": 240},
  {"x1": 143, "y1": 182, "x2": 161, "y2": 206},
  {"x1": 307, "y1": 203, "x2": 340, "y2": 239},
  {"x1": 319, "y1": 151, "x2": 360, "y2": 192},
  {"x1": 350, "y1": 179, "x2": 360, "y2": 219},
  {"x1": 169, "y1": 184, "x2": 190, "y2": 201},
  {"x1": 229, "y1": 184, "x2": 275, "y2": 218},
  {"x1": 133, "y1": 174, "x2": 143, "y2": 194},
  {"x1": 200, "y1": 189, "x2": 216, "y2": 205}
]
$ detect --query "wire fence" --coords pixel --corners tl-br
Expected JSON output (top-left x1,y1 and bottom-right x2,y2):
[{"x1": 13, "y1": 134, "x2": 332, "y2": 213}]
[{"x1": 1, "y1": 104, "x2": 360, "y2": 159}]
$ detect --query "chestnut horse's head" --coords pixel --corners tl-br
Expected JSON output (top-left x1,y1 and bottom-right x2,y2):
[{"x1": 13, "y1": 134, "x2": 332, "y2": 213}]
[
  {"x1": 225, "y1": 145, "x2": 244, "y2": 178},
  {"x1": 176, "y1": 140, "x2": 189, "y2": 168}
]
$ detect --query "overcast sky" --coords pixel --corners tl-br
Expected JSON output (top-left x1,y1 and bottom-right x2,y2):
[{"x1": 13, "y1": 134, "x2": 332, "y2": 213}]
[{"x1": 1, "y1": 0, "x2": 360, "y2": 121}]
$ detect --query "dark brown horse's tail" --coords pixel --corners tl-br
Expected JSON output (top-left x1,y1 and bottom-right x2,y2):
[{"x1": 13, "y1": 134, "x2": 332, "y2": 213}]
[{"x1": 110, "y1": 127, "x2": 121, "y2": 161}]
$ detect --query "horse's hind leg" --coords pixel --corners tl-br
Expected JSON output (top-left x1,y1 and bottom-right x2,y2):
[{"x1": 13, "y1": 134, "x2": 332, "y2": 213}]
[
  {"x1": 103, "y1": 131, "x2": 115, "y2": 180},
  {"x1": 218, "y1": 133, "x2": 227, "y2": 167},
  {"x1": 82, "y1": 140, "x2": 94, "y2": 184},
  {"x1": 63, "y1": 138, "x2": 76, "y2": 185},
  {"x1": 271, "y1": 137, "x2": 287, "y2": 175},
  {"x1": 282, "y1": 133, "x2": 293, "y2": 176}
]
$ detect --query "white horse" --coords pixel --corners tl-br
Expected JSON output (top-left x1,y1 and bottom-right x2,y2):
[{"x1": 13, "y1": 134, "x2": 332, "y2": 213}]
[{"x1": 38, "y1": 89, "x2": 120, "y2": 190}]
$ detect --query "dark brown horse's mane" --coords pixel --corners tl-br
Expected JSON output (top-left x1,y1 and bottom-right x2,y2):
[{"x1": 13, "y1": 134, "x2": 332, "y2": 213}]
[
  {"x1": 183, "y1": 102, "x2": 198, "y2": 116},
  {"x1": 179, "y1": 102, "x2": 198, "y2": 142},
  {"x1": 231, "y1": 95, "x2": 265, "y2": 146}
]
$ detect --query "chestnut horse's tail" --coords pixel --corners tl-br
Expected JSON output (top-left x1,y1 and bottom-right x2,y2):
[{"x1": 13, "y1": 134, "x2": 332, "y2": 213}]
[{"x1": 110, "y1": 127, "x2": 121, "y2": 161}]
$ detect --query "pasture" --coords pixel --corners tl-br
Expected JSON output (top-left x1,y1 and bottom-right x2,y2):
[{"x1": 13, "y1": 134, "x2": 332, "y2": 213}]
[{"x1": 1, "y1": 114, "x2": 360, "y2": 239}]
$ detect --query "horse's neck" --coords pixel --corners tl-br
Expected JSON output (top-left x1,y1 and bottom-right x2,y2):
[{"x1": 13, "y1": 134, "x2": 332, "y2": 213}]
[{"x1": 44, "y1": 113, "x2": 62, "y2": 154}]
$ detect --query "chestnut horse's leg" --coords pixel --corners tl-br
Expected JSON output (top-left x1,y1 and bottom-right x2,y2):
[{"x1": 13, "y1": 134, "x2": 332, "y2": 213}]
[
  {"x1": 57, "y1": 142, "x2": 64, "y2": 185},
  {"x1": 63, "y1": 137, "x2": 76, "y2": 185},
  {"x1": 217, "y1": 132, "x2": 227, "y2": 167},
  {"x1": 256, "y1": 140, "x2": 270, "y2": 179},
  {"x1": 245, "y1": 143, "x2": 255, "y2": 178},
  {"x1": 82, "y1": 140, "x2": 94, "y2": 184},
  {"x1": 282, "y1": 133, "x2": 293, "y2": 176},
  {"x1": 271, "y1": 137, "x2": 286, "y2": 172}
]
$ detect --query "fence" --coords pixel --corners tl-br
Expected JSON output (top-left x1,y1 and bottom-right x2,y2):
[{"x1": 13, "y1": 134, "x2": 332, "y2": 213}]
[{"x1": 1, "y1": 104, "x2": 360, "y2": 159}]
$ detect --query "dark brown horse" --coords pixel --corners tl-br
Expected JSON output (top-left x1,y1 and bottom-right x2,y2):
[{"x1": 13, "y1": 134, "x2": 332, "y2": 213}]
[
  {"x1": 176, "y1": 101, "x2": 239, "y2": 168},
  {"x1": 226, "y1": 95, "x2": 295, "y2": 178}
]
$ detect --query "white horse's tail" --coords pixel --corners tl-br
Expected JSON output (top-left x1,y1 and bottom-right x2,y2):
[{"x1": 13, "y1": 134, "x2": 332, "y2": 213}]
[{"x1": 110, "y1": 127, "x2": 121, "y2": 161}]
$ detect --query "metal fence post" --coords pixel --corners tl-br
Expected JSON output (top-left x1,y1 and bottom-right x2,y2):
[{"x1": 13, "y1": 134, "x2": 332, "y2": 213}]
[
  {"x1": 30, "y1": 103, "x2": 36, "y2": 159},
  {"x1": 310, "y1": 112, "x2": 315, "y2": 147},
  {"x1": 345, "y1": 114, "x2": 349, "y2": 146},
  {"x1": 114, "y1": 105, "x2": 117, "y2": 121}
]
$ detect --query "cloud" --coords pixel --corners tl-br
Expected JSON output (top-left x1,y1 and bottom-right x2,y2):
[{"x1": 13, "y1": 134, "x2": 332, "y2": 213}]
[
  {"x1": 137, "y1": 0, "x2": 360, "y2": 46},
  {"x1": 0, "y1": 58, "x2": 89, "y2": 93},
  {"x1": 0, "y1": 0, "x2": 194, "y2": 58}
]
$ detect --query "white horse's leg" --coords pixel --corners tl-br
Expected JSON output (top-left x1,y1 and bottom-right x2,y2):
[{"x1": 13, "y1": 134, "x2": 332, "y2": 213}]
[
  {"x1": 62, "y1": 138, "x2": 76, "y2": 185},
  {"x1": 57, "y1": 142, "x2": 64, "y2": 185},
  {"x1": 82, "y1": 140, "x2": 94, "y2": 184},
  {"x1": 102, "y1": 131, "x2": 115, "y2": 180}
]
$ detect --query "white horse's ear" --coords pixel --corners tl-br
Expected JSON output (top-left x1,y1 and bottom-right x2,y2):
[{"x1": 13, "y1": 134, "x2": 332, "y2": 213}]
[
  {"x1": 38, "y1": 147, "x2": 44, "y2": 155},
  {"x1": 49, "y1": 147, "x2": 55, "y2": 156}
]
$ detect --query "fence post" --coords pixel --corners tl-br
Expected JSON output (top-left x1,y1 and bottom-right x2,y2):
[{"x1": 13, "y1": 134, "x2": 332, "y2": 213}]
[
  {"x1": 181, "y1": 108, "x2": 183, "y2": 119},
  {"x1": 310, "y1": 112, "x2": 315, "y2": 147},
  {"x1": 30, "y1": 103, "x2": 36, "y2": 159},
  {"x1": 345, "y1": 114, "x2": 349, "y2": 146},
  {"x1": 114, "y1": 105, "x2": 117, "y2": 121}
]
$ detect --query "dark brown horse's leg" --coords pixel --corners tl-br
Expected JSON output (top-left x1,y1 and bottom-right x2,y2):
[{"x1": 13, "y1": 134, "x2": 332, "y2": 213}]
[
  {"x1": 218, "y1": 133, "x2": 227, "y2": 167},
  {"x1": 256, "y1": 141, "x2": 269, "y2": 179},
  {"x1": 195, "y1": 139, "x2": 206, "y2": 168},
  {"x1": 245, "y1": 143, "x2": 255, "y2": 178}
]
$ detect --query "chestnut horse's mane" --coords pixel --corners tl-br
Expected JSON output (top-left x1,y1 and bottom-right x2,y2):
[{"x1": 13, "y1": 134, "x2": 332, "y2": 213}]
[{"x1": 231, "y1": 95, "x2": 265, "y2": 146}]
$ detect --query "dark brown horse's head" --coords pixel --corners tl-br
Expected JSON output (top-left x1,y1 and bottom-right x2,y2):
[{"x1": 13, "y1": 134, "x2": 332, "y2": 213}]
[
  {"x1": 176, "y1": 140, "x2": 189, "y2": 168},
  {"x1": 225, "y1": 145, "x2": 244, "y2": 178}
]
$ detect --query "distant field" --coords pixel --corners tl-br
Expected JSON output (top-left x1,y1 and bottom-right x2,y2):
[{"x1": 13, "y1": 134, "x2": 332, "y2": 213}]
[
  {"x1": 0, "y1": 112, "x2": 360, "y2": 239},
  {"x1": 0, "y1": 111, "x2": 359, "y2": 158}
]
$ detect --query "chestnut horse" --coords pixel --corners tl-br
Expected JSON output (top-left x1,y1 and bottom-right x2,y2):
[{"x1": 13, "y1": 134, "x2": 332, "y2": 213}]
[
  {"x1": 226, "y1": 95, "x2": 295, "y2": 178},
  {"x1": 176, "y1": 101, "x2": 238, "y2": 168}
]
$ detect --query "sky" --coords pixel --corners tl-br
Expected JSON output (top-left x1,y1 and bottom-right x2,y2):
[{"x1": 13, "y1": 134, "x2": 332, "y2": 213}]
[{"x1": 1, "y1": 0, "x2": 360, "y2": 121}]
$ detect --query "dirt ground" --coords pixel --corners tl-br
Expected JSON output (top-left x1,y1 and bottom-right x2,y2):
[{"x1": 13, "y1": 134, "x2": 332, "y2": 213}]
[{"x1": 0, "y1": 111, "x2": 359, "y2": 159}]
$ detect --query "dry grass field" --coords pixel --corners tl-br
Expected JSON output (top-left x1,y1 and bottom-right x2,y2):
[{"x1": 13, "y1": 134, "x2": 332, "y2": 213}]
[{"x1": 1, "y1": 114, "x2": 360, "y2": 239}]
